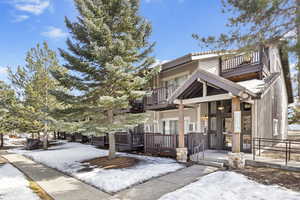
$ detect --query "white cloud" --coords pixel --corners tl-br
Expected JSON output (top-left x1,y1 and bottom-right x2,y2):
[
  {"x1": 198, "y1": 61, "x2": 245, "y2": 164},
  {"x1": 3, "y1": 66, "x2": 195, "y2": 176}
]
[
  {"x1": 13, "y1": 0, "x2": 50, "y2": 15},
  {"x1": 13, "y1": 15, "x2": 29, "y2": 22},
  {"x1": 41, "y1": 26, "x2": 67, "y2": 39},
  {"x1": 0, "y1": 67, "x2": 8, "y2": 75}
]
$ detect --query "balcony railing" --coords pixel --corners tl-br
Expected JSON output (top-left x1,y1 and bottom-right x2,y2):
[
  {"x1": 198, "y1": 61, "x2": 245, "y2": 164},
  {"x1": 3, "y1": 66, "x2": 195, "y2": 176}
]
[
  {"x1": 220, "y1": 48, "x2": 270, "y2": 76},
  {"x1": 143, "y1": 85, "x2": 177, "y2": 107}
]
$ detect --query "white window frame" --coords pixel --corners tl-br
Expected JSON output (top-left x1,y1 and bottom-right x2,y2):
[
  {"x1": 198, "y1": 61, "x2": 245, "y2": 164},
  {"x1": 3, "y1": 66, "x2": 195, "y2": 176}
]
[{"x1": 160, "y1": 117, "x2": 191, "y2": 134}]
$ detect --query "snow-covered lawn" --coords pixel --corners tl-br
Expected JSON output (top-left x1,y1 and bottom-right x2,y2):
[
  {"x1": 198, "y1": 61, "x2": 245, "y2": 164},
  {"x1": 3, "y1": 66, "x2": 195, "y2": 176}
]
[
  {"x1": 0, "y1": 163, "x2": 40, "y2": 200},
  {"x1": 10, "y1": 142, "x2": 184, "y2": 193},
  {"x1": 159, "y1": 171, "x2": 300, "y2": 200}
]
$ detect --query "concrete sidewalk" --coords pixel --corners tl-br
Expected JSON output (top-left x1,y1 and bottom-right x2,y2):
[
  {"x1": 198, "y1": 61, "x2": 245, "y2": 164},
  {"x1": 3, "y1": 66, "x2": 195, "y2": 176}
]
[
  {"x1": 1, "y1": 152, "x2": 111, "y2": 200},
  {"x1": 110, "y1": 165, "x2": 218, "y2": 200}
]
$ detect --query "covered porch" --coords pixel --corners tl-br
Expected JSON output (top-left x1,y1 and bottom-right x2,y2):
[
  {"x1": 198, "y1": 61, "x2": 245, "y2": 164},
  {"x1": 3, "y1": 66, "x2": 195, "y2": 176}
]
[{"x1": 166, "y1": 69, "x2": 263, "y2": 162}]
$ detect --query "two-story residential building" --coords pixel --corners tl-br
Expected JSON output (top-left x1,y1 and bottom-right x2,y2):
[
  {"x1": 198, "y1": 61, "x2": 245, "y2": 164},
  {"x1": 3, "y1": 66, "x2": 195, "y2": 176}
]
[{"x1": 141, "y1": 43, "x2": 293, "y2": 162}]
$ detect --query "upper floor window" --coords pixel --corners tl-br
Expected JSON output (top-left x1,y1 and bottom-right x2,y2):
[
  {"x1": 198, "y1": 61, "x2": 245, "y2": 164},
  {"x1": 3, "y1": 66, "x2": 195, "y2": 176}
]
[{"x1": 164, "y1": 75, "x2": 188, "y2": 88}]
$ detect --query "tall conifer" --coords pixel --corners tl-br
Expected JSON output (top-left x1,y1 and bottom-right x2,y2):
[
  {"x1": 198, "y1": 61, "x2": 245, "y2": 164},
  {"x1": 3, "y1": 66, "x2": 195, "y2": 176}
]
[{"x1": 51, "y1": 0, "x2": 155, "y2": 159}]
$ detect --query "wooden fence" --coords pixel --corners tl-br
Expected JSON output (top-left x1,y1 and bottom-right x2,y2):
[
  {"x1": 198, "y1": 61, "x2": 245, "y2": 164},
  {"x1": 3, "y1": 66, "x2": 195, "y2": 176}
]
[
  {"x1": 91, "y1": 135, "x2": 108, "y2": 147},
  {"x1": 115, "y1": 132, "x2": 144, "y2": 151},
  {"x1": 144, "y1": 132, "x2": 208, "y2": 157},
  {"x1": 144, "y1": 133, "x2": 177, "y2": 157},
  {"x1": 90, "y1": 132, "x2": 144, "y2": 151}
]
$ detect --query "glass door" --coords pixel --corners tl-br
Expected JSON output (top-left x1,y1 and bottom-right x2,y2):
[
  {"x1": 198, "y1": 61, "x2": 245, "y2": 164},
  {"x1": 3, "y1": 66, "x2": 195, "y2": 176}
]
[
  {"x1": 223, "y1": 116, "x2": 232, "y2": 150},
  {"x1": 241, "y1": 103, "x2": 252, "y2": 152}
]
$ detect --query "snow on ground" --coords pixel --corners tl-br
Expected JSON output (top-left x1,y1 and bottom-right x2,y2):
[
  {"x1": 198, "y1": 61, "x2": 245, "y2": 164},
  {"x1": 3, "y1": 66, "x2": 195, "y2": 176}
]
[
  {"x1": 159, "y1": 171, "x2": 300, "y2": 200},
  {"x1": 0, "y1": 163, "x2": 40, "y2": 200},
  {"x1": 10, "y1": 142, "x2": 184, "y2": 193}
]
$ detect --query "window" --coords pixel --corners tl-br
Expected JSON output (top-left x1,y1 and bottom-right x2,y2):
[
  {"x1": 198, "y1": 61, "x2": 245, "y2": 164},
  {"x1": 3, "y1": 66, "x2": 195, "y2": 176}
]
[
  {"x1": 144, "y1": 124, "x2": 151, "y2": 132},
  {"x1": 170, "y1": 120, "x2": 178, "y2": 135},
  {"x1": 164, "y1": 75, "x2": 188, "y2": 88},
  {"x1": 162, "y1": 121, "x2": 167, "y2": 134},
  {"x1": 210, "y1": 117, "x2": 217, "y2": 131},
  {"x1": 210, "y1": 102, "x2": 217, "y2": 114},
  {"x1": 189, "y1": 123, "x2": 196, "y2": 132},
  {"x1": 160, "y1": 118, "x2": 190, "y2": 134}
]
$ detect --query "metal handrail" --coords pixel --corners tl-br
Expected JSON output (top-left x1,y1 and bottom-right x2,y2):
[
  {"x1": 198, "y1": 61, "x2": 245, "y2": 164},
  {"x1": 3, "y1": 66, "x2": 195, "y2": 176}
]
[{"x1": 252, "y1": 137, "x2": 300, "y2": 165}]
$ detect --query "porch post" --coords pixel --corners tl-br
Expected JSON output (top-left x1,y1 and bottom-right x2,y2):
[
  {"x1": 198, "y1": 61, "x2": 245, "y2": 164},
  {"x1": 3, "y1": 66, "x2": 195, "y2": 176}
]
[
  {"x1": 232, "y1": 97, "x2": 241, "y2": 153},
  {"x1": 178, "y1": 100, "x2": 185, "y2": 148},
  {"x1": 228, "y1": 96, "x2": 245, "y2": 169},
  {"x1": 176, "y1": 100, "x2": 188, "y2": 162}
]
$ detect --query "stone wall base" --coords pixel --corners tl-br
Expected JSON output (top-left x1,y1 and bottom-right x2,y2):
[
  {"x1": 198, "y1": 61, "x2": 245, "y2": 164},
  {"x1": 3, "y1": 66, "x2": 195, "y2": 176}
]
[
  {"x1": 228, "y1": 152, "x2": 245, "y2": 169},
  {"x1": 176, "y1": 148, "x2": 188, "y2": 163}
]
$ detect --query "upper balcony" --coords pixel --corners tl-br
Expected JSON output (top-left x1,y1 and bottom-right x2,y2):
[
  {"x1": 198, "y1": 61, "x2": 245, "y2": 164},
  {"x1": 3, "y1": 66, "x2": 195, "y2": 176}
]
[
  {"x1": 143, "y1": 85, "x2": 178, "y2": 110},
  {"x1": 220, "y1": 48, "x2": 270, "y2": 81}
]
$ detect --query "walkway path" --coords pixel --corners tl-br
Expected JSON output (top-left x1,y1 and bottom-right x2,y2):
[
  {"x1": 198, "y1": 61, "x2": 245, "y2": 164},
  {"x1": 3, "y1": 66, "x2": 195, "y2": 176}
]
[
  {"x1": 1, "y1": 152, "x2": 111, "y2": 200},
  {"x1": 110, "y1": 165, "x2": 218, "y2": 200},
  {"x1": 1, "y1": 151, "x2": 218, "y2": 200}
]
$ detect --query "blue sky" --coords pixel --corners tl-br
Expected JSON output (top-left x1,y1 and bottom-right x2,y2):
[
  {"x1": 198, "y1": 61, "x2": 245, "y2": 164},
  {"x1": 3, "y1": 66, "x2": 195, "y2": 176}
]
[{"x1": 0, "y1": 0, "x2": 228, "y2": 82}]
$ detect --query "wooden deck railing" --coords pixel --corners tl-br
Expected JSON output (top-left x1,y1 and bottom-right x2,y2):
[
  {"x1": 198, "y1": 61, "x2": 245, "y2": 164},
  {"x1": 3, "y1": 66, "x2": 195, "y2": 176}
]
[
  {"x1": 143, "y1": 85, "x2": 177, "y2": 107},
  {"x1": 221, "y1": 51, "x2": 260, "y2": 73},
  {"x1": 220, "y1": 48, "x2": 270, "y2": 75}
]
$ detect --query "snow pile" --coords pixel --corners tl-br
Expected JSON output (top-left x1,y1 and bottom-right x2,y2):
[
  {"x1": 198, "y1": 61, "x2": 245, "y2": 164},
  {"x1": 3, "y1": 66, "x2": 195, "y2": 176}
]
[
  {"x1": 159, "y1": 171, "x2": 300, "y2": 200},
  {"x1": 0, "y1": 164, "x2": 40, "y2": 200},
  {"x1": 10, "y1": 142, "x2": 184, "y2": 193},
  {"x1": 237, "y1": 79, "x2": 265, "y2": 94}
]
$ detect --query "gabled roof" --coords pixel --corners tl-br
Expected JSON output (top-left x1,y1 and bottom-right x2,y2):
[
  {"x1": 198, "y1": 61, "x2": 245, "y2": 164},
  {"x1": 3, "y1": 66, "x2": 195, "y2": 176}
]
[
  {"x1": 168, "y1": 69, "x2": 281, "y2": 104},
  {"x1": 167, "y1": 69, "x2": 257, "y2": 104}
]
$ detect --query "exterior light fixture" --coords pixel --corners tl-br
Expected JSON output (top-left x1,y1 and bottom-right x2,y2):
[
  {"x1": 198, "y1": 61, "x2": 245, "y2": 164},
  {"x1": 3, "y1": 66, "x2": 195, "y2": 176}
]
[{"x1": 218, "y1": 106, "x2": 225, "y2": 111}]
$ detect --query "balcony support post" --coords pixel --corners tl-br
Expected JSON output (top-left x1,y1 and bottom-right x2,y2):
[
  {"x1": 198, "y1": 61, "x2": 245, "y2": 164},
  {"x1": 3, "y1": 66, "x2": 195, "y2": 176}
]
[
  {"x1": 177, "y1": 100, "x2": 187, "y2": 162},
  {"x1": 178, "y1": 100, "x2": 185, "y2": 148}
]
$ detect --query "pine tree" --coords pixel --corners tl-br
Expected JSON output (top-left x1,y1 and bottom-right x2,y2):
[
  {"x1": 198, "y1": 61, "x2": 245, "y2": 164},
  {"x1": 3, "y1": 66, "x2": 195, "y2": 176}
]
[
  {"x1": 51, "y1": 0, "x2": 155, "y2": 159},
  {"x1": 0, "y1": 81, "x2": 19, "y2": 147},
  {"x1": 9, "y1": 42, "x2": 65, "y2": 149}
]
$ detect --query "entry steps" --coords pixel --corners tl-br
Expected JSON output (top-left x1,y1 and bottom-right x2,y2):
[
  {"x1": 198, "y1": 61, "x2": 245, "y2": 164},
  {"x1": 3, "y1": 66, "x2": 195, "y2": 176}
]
[{"x1": 197, "y1": 159, "x2": 225, "y2": 168}]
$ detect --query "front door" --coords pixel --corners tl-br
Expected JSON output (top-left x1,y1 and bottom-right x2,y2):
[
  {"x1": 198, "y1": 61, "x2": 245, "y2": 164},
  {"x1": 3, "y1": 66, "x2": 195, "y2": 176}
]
[
  {"x1": 208, "y1": 101, "x2": 230, "y2": 150},
  {"x1": 241, "y1": 103, "x2": 252, "y2": 152},
  {"x1": 208, "y1": 101, "x2": 252, "y2": 152}
]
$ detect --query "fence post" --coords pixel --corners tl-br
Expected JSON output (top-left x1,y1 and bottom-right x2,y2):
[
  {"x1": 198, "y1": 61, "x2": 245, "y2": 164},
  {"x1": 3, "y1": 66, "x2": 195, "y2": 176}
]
[
  {"x1": 202, "y1": 142, "x2": 205, "y2": 160},
  {"x1": 285, "y1": 141, "x2": 288, "y2": 165},
  {"x1": 253, "y1": 138, "x2": 256, "y2": 161},
  {"x1": 289, "y1": 141, "x2": 291, "y2": 161},
  {"x1": 144, "y1": 133, "x2": 147, "y2": 153},
  {"x1": 258, "y1": 138, "x2": 261, "y2": 156}
]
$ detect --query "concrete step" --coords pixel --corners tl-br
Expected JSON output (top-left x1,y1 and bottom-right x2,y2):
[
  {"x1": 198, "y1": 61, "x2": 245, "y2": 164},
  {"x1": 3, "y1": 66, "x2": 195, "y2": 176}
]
[{"x1": 197, "y1": 159, "x2": 225, "y2": 168}]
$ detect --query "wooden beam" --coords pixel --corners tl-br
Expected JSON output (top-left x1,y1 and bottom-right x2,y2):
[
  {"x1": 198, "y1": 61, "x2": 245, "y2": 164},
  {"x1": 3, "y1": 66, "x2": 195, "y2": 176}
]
[
  {"x1": 178, "y1": 101, "x2": 185, "y2": 148},
  {"x1": 174, "y1": 93, "x2": 233, "y2": 105},
  {"x1": 203, "y1": 81, "x2": 207, "y2": 97},
  {"x1": 232, "y1": 97, "x2": 241, "y2": 153}
]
